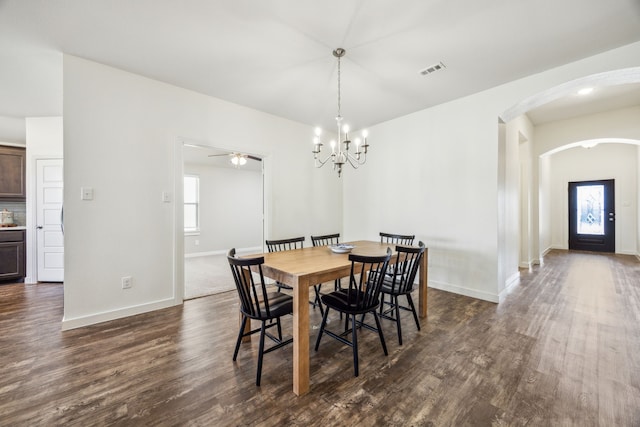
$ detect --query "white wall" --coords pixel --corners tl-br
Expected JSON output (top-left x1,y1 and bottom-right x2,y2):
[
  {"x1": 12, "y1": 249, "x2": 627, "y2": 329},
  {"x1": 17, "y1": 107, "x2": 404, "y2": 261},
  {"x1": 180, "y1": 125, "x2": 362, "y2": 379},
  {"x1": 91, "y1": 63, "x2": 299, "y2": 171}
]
[
  {"x1": 62, "y1": 55, "x2": 341, "y2": 329},
  {"x1": 538, "y1": 155, "x2": 552, "y2": 254},
  {"x1": 505, "y1": 115, "x2": 535, "y2": 272},
  {"x1": 25, "y1": 116, "x2": 63, "y2": 283},
  {"x1": 183, "y1": 163, "x2": 262, "y2": 255},
  {"x1": 343, "y1": 41, "x2": 640, "y2": 303},
  {"x1": 0, "y1": 116, "x2": 26, "y2": 143},
  {"x1": 548, "y1": 143, "x2": 638, "y2": 254},
  {"x1": 535, "y1": 106, "x2": 640, "y2": 156}
]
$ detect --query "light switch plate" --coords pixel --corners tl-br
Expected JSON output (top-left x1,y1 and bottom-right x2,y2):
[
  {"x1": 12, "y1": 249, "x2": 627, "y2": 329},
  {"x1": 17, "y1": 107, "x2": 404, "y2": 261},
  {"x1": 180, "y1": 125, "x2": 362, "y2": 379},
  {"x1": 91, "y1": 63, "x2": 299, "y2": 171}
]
[{"x1": 162, "y1": 191, "x2": 171, "y2": 203}]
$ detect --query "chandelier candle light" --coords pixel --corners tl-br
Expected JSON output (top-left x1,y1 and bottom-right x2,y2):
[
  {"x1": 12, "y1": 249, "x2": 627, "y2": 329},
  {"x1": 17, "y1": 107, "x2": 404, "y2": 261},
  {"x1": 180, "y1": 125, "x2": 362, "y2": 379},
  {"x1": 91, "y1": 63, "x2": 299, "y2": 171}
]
[{"x1": 312, "y1": 48, "x2": 369, "y2": 177}]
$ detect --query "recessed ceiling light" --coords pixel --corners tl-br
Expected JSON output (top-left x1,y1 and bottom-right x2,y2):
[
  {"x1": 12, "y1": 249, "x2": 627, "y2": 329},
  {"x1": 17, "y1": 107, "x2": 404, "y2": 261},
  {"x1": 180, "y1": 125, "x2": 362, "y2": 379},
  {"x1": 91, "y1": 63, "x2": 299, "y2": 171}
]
[{"x1": 578, "y1": 87, "x2": 594, "y2": 95}]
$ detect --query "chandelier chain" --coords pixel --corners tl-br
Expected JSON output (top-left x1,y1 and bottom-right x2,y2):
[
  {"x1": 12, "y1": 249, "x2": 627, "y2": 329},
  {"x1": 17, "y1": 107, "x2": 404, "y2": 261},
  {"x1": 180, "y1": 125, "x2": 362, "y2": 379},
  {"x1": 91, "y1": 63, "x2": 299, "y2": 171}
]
[{"x1": 337, "y1": 54, "x2": 341, "y2": 118}]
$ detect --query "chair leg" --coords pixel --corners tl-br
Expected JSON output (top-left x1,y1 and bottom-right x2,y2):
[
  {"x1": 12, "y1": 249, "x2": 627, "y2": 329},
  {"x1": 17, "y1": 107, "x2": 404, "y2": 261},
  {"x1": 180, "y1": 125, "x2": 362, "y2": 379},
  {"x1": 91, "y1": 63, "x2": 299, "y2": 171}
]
[
  {"x1": 394, "y1": 295, "x2": 403, "y2": 346},
  {"x1": 276, "y1": 317, "x2": 283, "y2": 341},
  {"x1": 406, "y1": 294, "x2": 421, "y2": 331},
  {"x1": 256, "y1": 321, "x2": 267, "y2": 386},
  {"x1": 379, "y1": 294, "x2": 385, "y2": 314},
  {"x1": 372, "y1": 311, "x2": 388, "y2": 356},
  {"x1": 313, "y1": 285, "x2": 324, "y2": 317},
  {"x1": 314, "y1": 306, "x2": 330, "y2": 351},
  {"x1": 233, "y1": 315, "x2": 248, "y2": 361},
  {"x1": 351, "y1": 314, "x2": 359, "y2": 377}
]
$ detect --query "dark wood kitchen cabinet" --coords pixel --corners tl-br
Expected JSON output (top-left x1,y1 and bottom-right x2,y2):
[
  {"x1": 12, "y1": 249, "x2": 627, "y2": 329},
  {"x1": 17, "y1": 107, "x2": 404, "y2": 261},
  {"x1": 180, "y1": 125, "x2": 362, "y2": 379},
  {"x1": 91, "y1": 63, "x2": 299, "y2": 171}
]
[
  {"x1": 0, "y1": 230, "x2": 26, "y2": 282},
  {"x1": 0, "y1": 145, "x2": 26, "y2": 201}
]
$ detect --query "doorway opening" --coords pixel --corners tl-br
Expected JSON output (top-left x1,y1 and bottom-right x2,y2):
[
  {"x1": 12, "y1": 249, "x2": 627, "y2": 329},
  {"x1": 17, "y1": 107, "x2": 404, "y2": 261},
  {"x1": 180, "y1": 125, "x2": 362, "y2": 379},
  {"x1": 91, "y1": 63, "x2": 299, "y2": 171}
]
[
  {"x1": 568, "y1": 179, "x2": 615, "y2": 252},
  {"x1": 181, "y1": 143, "x2": 264, "y2": 300}
]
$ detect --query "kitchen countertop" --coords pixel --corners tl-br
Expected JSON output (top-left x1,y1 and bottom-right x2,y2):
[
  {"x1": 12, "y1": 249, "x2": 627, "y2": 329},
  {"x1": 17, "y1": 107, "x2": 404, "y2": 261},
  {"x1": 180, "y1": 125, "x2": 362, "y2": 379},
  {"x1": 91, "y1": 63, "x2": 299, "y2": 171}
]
[{"x1": 0, "y1": 226, "x2": 26, "y2": 231}]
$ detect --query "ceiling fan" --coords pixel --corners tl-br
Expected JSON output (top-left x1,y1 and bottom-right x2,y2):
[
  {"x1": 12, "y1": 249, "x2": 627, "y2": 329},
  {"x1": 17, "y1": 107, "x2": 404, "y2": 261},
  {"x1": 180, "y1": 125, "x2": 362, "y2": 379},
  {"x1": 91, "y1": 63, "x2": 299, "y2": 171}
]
[{"x1": 208, "y1": 152, "x2": 261, "y2": 167}]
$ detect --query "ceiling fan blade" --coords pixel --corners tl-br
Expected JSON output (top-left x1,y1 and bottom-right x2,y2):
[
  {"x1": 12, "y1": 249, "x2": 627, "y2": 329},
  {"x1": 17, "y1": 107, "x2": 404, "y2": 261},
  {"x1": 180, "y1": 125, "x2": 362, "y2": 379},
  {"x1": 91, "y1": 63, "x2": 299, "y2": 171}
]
[
  {"x1": 207, "y1": 153, "x2": 231, "y2": 157},
  {"x1": 247, "y1": 155, "x2": 262, "y2": 162}
]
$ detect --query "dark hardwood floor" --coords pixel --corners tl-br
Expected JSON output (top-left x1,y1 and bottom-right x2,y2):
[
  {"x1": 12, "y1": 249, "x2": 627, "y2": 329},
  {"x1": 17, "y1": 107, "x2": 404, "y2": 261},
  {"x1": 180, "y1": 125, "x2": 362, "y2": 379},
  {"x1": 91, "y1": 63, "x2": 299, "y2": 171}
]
[{"x1": 0, "y1": 250, "x2": 639, "y2": 426}]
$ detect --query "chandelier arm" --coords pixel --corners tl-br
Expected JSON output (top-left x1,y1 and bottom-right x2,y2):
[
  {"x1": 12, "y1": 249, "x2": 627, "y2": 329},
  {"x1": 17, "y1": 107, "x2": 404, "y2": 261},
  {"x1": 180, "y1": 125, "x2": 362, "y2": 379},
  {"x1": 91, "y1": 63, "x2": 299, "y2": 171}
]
[
  {"x1": 353, "y1": 151, "x2": 367, "y2": 165},
  {"x1": 314, "y1": 153, "x2": 335, "y2": 168},
  {"x1": 344, "y1": 154, "x2": 360, "y2": 169}
]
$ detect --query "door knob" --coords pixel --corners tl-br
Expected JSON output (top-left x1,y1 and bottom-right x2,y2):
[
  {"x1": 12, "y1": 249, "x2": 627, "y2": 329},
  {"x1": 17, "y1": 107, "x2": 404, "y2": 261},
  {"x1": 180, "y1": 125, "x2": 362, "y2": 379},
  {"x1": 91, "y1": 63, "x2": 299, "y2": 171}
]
[{"x1": 36, "y1": 226, "x2": 43, "y2": 229}]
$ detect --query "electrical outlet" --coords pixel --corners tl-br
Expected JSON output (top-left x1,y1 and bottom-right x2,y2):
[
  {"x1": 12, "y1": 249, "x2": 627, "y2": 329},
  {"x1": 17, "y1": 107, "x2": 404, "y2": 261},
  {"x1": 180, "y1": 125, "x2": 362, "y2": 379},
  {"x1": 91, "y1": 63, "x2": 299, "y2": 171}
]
[
  {"x1": 121, "y1": 276, "x2": 132, "y2": 289},
  {"x1": 81, "y1": 187, "x2": 94, "y2": 201}
]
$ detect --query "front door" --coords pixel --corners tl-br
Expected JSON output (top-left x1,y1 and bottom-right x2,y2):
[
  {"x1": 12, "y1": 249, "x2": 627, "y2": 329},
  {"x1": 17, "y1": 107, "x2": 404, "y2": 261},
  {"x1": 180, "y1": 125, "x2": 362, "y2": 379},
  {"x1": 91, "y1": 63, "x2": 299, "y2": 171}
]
[
  {"x1": 36, "y1": 158, "x2": 64, "y2": 282},
  {"x1": 568, "y1": 179, "x2": 615, "y2": 252}
]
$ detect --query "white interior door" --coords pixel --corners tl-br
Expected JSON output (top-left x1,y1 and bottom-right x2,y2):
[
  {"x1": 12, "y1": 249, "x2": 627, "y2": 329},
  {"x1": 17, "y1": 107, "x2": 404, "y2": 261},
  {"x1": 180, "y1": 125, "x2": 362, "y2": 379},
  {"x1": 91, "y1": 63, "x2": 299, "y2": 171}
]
[{"x1": 36, "y1": 159, "x2": 64, "y2": 282}]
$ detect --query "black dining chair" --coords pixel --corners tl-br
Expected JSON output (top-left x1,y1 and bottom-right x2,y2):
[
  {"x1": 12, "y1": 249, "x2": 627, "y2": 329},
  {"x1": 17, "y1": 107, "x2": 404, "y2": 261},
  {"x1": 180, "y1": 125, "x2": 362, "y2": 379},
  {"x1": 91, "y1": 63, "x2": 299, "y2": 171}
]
[
  {"x1": 265, "y1": 236, "x2": 305, "y2": 292},
  {"x1": 228, "y1": 248, "x2": 293, "y2": 386},
  {"x1": 379, "y1": 232, "x2": 415, "y2": 245},
  {"x1": 265, "y1": 236, "x2": 324, "y2": 314},
  {"x1": 311, "y1": 233, "x2": 343, "y2": 293},
  {"x1": 367, "y1": 242, "x2": 426, "y2": 345},
  {"x1": 314, "y1": 248, "x2": 392, "y2": 377},
  {"x1": 378, "y1": 233, "x2": 415, "y2": 311}
]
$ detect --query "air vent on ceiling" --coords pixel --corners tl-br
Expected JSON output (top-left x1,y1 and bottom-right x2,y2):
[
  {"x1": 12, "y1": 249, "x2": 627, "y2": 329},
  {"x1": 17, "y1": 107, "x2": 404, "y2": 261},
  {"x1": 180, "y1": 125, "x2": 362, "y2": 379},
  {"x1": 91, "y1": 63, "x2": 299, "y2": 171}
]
[{"x1": 419, "y1": 61, "x2": 446, "y2": 76}]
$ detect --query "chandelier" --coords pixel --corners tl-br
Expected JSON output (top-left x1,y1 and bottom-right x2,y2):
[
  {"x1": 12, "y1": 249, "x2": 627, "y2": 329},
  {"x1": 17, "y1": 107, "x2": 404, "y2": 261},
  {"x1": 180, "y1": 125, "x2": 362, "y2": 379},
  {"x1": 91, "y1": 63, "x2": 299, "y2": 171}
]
[{"x1": 312, "y1": 48, "x2": 369, "y2": 177}]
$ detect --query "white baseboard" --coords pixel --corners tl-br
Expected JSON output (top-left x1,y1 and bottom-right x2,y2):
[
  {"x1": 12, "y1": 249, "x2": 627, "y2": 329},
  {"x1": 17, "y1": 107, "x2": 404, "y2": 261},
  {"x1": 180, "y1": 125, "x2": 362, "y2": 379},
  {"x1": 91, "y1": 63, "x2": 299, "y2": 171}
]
[
  {"x1": 518, "y1": 261, "x2": 532, "y2": 269},
  {"x1": 428, "y1": 280, "x2": 499, "y2": 303},
  {"x1": 61, "y1": 297, "x2": 178, "y2": 331},
  {"x1": 499, "y1": 272, "x2": 521, "y2": 303},
  {"x1": 185, "y1": 246, "x2": 262, "y2": 258},
  {"x1": 616, "y1": 249, "x2": 637, "y2": 256}
]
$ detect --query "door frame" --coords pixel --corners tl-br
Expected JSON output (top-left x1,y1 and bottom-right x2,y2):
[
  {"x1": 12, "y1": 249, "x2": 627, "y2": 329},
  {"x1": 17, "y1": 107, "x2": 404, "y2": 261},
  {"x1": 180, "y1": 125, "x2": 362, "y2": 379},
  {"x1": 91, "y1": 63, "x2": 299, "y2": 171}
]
[
  {"x1": 26, "y1": 155, "x2": 64, "y2": 284},
  {"x1": 172, "y1": 138, "x2": 269, "y2": 304},
  {"x1": 568, "y1": 179, "x2": 615, "y2": 252}
]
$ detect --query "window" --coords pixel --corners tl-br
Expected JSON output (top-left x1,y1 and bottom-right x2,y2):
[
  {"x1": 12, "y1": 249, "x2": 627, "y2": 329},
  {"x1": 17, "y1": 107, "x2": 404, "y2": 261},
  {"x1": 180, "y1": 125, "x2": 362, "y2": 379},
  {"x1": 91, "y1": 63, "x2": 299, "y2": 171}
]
[{"x1": 184, "y1": 175, "x2": 199, "y2": 233}]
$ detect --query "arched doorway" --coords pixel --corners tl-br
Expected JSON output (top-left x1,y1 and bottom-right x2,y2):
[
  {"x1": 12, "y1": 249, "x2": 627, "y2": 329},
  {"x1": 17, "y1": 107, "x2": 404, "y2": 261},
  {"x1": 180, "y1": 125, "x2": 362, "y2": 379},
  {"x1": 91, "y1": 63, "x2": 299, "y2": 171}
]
[{"x1": 499, "y1": 67, "x2": 640, "y2": 288}]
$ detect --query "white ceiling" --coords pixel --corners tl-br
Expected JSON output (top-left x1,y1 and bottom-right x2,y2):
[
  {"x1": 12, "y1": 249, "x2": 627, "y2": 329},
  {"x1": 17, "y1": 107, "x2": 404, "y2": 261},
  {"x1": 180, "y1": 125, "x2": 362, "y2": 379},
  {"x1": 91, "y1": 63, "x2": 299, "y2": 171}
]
[{"x1": 1, "y1": 0, "x2": 639, "y2": 134}]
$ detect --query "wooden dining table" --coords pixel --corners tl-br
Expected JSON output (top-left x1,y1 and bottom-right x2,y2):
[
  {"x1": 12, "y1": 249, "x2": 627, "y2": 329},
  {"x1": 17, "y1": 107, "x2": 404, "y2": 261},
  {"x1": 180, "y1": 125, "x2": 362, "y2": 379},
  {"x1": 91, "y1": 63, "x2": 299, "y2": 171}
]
[{"x1": 243, "y1": 240, "x2": 428, "y2": 396}]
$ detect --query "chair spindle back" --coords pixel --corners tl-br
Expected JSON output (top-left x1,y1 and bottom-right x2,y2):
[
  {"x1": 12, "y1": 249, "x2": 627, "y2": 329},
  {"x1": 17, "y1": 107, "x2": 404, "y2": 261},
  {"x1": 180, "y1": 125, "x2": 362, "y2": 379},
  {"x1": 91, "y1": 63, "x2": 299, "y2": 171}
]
[
  {"x1": 379, "y1": 232, "x2": 415, "y2": 246},
  {"x1": 311, "y1": 233, "x2": 340, "y2": 247},
  {"x1": 345, "y1": 249, "x2": 392, "y2": 309}
]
